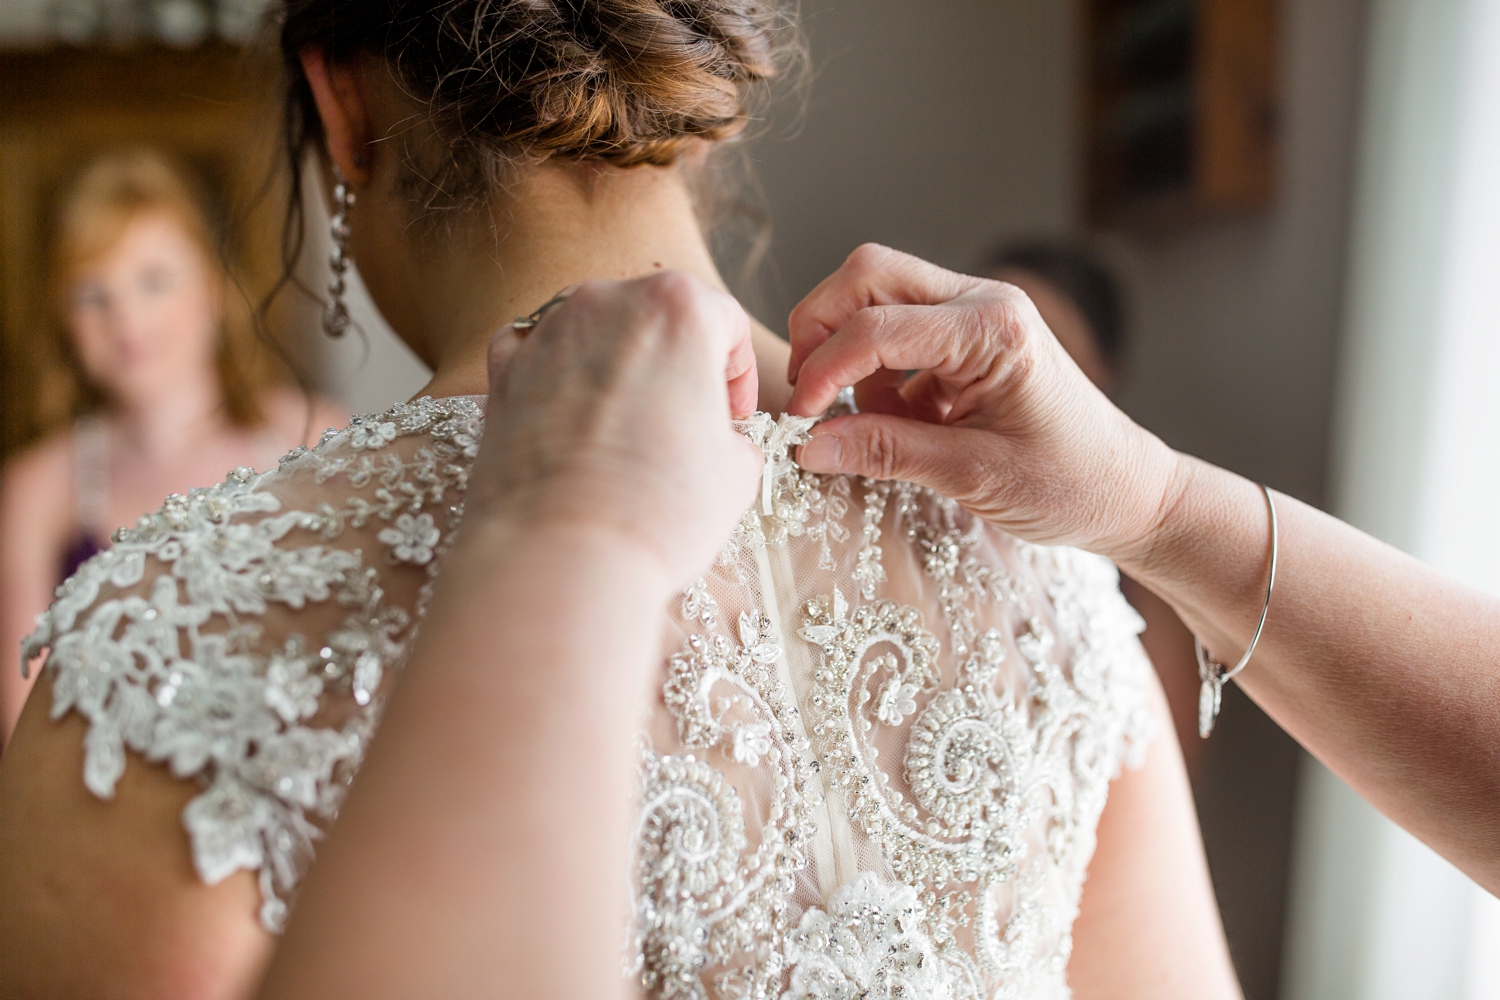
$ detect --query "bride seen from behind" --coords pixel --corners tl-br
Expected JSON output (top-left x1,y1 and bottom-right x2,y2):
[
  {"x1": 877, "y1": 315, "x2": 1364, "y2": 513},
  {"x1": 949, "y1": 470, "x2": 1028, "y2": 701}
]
[{"x1": 0, "y1": 2, "x2": 1241, "y2": 997}]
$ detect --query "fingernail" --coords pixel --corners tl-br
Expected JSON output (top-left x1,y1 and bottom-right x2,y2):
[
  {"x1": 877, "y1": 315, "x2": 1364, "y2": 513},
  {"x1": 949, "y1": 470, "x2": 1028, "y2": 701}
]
[{"x1": 798, "y1": 433, "x2": 842, "y2": 472}]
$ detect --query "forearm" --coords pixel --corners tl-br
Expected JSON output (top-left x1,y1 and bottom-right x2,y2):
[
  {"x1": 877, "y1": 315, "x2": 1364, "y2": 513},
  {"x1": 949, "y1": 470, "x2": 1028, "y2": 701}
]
[
  {"x1": 258, "y1": 521, "x2": 672, "y2": 1000},
  {"x1": 1120, "y1": 455, "x2": 1500, "y2": 890}
]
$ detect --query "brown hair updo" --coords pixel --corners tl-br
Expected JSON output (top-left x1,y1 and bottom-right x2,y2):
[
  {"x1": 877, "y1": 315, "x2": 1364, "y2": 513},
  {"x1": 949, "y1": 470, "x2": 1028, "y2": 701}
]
[{"x1": 278, "y1": 0, "x2": 799, "y2": 193}]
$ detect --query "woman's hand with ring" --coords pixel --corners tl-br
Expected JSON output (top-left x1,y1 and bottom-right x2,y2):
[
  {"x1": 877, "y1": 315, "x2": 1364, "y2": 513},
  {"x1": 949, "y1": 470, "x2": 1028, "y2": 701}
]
[{"x1": 469, "y1": 272, "x2": 764, "y2": 589}]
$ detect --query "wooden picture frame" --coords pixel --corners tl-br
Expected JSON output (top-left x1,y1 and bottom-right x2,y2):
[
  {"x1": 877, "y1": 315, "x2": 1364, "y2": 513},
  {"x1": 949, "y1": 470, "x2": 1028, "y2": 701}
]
[{"x1": 1084, "y1": 0, "x2": 1278, "y2": 227}]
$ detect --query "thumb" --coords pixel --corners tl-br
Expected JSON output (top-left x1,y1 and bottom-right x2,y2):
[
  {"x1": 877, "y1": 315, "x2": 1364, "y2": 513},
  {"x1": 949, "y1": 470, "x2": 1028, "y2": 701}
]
[
  {"x1": 486, "y1": 324, "x2": 524, "y2": 382},
  {"x1": 796, "y1": 413, "x2": 987, "y2": 498}
]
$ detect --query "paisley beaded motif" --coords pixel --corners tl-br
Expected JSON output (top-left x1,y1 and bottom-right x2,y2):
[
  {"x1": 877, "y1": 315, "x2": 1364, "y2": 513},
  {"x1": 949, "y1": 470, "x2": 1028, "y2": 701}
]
[
  {"x1": 638, "y1": 612, "x2": 821, "y2": 999},
  {"x1": 791, "y1": 487, "x2": 1152, "y2": 998}
]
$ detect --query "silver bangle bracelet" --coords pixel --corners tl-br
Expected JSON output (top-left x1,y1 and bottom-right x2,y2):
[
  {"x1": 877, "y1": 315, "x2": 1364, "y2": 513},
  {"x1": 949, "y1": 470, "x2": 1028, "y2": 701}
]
[{"x1": 1195, "y1": 482, "x2": 1279, "y2": 738}]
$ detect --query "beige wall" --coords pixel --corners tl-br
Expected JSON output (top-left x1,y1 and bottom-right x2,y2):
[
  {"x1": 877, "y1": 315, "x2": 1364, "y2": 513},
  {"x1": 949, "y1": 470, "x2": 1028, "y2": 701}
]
[
  {"x1": 1110, "y1": 0, "x2": 1368, "y2": 507},
  {"x1": 733, "y1": 1, "x2": 1081, "y2": 313}
]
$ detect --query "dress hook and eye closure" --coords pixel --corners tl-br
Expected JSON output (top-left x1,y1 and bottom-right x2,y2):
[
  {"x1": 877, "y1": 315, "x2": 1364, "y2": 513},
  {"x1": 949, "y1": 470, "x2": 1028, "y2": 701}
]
[{"x1": 511, "y1": 291, "x2": 572, "y2": 337}]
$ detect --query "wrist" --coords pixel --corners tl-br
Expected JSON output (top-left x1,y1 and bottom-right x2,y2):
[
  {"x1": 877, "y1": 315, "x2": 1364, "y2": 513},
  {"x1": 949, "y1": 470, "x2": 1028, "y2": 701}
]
[
  {"x1": 1098, "y1": 435, "x2": 1195, "y2": 576},
  {"x1": 1110, "y1": 451, "x2": 1263, "y2": 599}
]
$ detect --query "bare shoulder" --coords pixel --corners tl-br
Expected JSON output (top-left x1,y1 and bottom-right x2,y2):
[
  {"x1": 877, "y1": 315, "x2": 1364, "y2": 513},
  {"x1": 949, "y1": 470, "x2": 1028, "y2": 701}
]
[
  {"x1": 1, "y1": 431, "x2": 73, "y2": 524},
  {"x1": 1069, "y1": 668, "x2": 1241, "y2": 999},
  {"x1": 0, "y1": 674, "x2": 271, "y2": 999},
  {"x1": 258, "y1": 385, "x2": 351, "y2": 448},
  {"x1": 1, "y1": 434, "x2": 76, "y2": 584}
]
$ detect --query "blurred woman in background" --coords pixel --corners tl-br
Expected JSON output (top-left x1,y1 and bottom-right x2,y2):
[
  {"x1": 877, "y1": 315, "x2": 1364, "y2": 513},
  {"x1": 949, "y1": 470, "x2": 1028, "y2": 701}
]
[{"x1": 0, "y1": 149, "x2": 345, "y2": 745}]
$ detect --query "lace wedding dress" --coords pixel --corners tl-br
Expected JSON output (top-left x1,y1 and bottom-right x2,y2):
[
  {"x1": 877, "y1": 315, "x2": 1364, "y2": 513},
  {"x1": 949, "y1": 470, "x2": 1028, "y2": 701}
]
[{"x1": 23, "y1": 394, "x2": 1154, "y2": 1000}]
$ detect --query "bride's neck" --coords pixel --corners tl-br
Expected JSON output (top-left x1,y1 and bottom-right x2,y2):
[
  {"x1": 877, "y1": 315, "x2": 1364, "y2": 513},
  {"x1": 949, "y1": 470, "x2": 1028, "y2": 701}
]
[{"x1": 412, "y1": 162, "x2": 788, "y2": 409}]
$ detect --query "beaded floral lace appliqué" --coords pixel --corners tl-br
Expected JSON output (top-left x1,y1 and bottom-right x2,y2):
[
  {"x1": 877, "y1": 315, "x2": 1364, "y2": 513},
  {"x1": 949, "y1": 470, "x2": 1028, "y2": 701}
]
[{"x1": 23, "y1": 396, "x2": 482, "y2": 932}]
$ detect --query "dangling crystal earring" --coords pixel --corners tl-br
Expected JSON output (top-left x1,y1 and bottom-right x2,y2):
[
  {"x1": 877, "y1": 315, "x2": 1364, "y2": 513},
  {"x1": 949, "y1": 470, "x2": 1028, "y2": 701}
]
[{"x1": 323, "y1": 168, "x2": 355, "y2": 338}]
